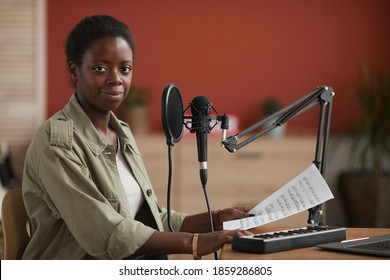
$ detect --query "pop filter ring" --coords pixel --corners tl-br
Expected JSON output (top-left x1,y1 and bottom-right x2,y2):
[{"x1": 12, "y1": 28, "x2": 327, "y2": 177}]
[{"x1": 161, "y1": 84, "x2": 184, "y2": 146}]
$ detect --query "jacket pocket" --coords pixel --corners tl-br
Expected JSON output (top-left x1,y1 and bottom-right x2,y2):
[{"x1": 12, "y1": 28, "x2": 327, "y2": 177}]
[{"x1": 107, "y1": 198, "x2": 121, "y2": 213}]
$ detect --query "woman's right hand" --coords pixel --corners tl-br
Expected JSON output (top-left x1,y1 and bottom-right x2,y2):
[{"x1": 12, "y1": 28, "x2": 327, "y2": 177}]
[
  {"x1": 136, "y1": 229, "x2": 252, "y2": 258},
  {"x1": 196, "y1": 229, "x2": 252, "y2": 257}
]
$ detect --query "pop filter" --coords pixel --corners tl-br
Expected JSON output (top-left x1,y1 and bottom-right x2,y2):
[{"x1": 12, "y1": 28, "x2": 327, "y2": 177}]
[{"x1": 161, "y1": 84, "x2": 184, "y2": 146}]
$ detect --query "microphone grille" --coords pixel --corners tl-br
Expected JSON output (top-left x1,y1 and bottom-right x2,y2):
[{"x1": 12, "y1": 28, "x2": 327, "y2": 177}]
[
  {"x1": 190, "y1": 96, "x2": 211, "y2": 115},
  {"x1": 190, "y1": 96, "x2": 211, "y2": 133}
]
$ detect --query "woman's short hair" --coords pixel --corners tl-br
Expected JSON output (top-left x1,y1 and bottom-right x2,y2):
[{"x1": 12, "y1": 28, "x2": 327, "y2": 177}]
[{"x1": 65, "y1": 14, "x2": 136, "y2": 67}]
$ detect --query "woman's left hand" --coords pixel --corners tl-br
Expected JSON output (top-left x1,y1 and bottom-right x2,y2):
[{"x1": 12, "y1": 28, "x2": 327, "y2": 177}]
[{"x1": 213, "y1": 206, "x2": 253, "y2": 231}]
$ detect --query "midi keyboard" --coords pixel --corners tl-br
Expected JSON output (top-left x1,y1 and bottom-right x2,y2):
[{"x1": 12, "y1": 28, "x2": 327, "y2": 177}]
[{"x1": 232, "y1": 225, "x2": 346, "y2": 254}]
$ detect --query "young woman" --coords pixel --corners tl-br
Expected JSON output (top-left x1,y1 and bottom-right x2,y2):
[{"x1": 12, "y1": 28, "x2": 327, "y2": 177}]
[{"x1": 22, "y1": 15, "x2": 251, "y2": 260}]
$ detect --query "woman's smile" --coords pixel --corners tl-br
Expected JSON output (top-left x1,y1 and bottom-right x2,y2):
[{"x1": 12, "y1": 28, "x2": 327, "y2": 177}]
[{"x1": 100, "y1": 89, "x2": 125, "y2": 102}]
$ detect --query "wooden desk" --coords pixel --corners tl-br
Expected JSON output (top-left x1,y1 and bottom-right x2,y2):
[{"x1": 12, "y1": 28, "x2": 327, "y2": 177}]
[{"x1": 220, "y1": 227, "x2": 390, "y2": 260}]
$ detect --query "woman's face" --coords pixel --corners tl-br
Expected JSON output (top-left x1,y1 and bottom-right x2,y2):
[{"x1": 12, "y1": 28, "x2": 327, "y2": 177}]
[{"x1": 70, "y1": 36, "x2": 133, "y2": 114}]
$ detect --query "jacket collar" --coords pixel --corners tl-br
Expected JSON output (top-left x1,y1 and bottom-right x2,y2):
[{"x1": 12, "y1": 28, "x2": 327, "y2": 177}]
[{"x1": 61, "y1": 94, "x2": 136, "y2": 155}]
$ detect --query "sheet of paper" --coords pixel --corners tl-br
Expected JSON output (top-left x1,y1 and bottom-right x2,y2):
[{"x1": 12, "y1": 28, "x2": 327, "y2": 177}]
[{"x1": 223, "y1": 164, "x2": 334, "y2": 230}]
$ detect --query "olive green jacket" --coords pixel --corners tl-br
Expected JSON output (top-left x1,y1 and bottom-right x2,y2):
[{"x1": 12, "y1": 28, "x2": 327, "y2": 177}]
[{"x1": 22, "y1": 94, "x2": 186, "y2": 259}]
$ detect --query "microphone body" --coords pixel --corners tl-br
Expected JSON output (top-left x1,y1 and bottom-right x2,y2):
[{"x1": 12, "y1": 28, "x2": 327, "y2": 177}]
[
  {"x1": 197, "y1": 133, "x2": 208, "y2": 186},
  {"x1": 190, "y1": 96, "x2": 212, "y2": 186}
]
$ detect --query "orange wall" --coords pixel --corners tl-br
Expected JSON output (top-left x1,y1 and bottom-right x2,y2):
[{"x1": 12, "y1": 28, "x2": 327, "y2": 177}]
[{"x1": 47, "y1": 0, "x2": 390, "y2": 134}]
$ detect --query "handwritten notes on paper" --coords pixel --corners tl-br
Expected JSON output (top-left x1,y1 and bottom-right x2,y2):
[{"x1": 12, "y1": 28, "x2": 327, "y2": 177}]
[{"x1": 223, "y1": 164, "x2": 334, "y2": 230}]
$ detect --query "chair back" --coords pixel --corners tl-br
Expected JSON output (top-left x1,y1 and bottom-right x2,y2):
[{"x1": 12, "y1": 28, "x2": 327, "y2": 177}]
[{"x1": 1, "y1": 187, "x2": 30, "y2": 259}]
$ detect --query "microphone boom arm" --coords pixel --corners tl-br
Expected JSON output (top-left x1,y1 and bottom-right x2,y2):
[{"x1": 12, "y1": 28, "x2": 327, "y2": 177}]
[{"x1": 222, "y1": 85, "x2": 335, "y2": 225}]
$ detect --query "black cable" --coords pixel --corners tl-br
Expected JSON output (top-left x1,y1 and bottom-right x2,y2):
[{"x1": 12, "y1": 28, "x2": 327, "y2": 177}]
[
  {"x1": 166, "y1": 144, "x2": 174, "y2": 232},
  {"x1": 167, "y1": 143, "x2": 218, "y2": 259},
  {"x1": 202, "y1": 184, "x2": 218, "y2": 260}
]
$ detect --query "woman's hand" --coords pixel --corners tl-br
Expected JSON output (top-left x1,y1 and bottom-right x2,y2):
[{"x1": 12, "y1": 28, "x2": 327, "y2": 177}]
[
  {"x1": 139, "y1": 207, "x2": 255, "y2": 258},
  {"x1": 137, "y1": 229, "x2": 252, "y2": 258},
  {"x1": 180, "y1": 206, "x2": 254, "y2": 233},
  {"x1": 213, "y1": 206, "x2": 254, "y2": 230},
  {"x1": 196, "y1": 229, "x2": 252, "y2": 257}
]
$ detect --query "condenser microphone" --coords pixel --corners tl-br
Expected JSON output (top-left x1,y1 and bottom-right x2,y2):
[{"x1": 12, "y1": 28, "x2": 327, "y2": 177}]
[{"x1": 190, "y1": 96, "x2": 212, "y2": 186}]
